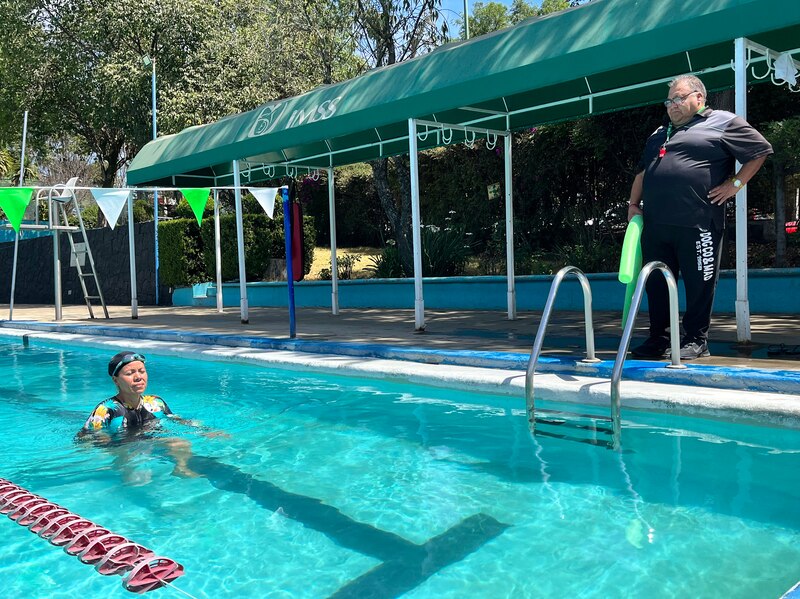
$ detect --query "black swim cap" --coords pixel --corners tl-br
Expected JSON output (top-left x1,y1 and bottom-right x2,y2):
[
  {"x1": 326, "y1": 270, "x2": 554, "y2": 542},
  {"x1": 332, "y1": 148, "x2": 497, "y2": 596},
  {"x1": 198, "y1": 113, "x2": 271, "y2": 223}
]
[{"x1": 108, "y1": 351, "x2": 146, "y2": 377}]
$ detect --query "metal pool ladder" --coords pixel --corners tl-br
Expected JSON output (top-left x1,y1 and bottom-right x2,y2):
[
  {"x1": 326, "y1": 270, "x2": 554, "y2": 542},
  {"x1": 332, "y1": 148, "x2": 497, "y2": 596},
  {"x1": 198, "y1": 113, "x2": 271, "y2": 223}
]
[
  {"x1": 526, "y1": 262, "x2": 684, "y2": 450},
  {"x1": 524, "y1": 266, "x2": 609, "y2": 447},
  {"x1": 609, "y1": 261, "x2": 685, "y2": 448}
]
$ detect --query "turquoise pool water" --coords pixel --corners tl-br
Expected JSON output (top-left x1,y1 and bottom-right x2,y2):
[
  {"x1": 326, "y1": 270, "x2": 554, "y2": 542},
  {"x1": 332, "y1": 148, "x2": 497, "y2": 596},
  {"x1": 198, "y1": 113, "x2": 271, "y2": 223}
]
[{"x1": 1, "y1": 339, "x2": 799, "y2": 598}]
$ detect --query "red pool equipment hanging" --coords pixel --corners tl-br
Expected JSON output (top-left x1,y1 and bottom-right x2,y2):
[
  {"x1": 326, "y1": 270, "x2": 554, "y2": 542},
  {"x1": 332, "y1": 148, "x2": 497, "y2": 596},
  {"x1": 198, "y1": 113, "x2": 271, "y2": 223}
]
[{"x1": 0, "y1": 478, "x2": 185, "y2": 594}]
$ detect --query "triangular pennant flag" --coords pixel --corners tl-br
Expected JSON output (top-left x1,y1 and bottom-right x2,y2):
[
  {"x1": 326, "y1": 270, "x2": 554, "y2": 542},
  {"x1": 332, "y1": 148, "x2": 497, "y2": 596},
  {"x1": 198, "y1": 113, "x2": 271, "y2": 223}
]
[
  {"x1": 180, "y1": 188, "x2": 211, "y2": 225},
  {"x1": 90, "y1": 188, "x2": 131, "y2": 230},
  {"x1": 0, "y1": 187, "x2": 34, "y2": 232},
  {"x1": 249, "y1": 187, "x2": 281, "y2": 219}
]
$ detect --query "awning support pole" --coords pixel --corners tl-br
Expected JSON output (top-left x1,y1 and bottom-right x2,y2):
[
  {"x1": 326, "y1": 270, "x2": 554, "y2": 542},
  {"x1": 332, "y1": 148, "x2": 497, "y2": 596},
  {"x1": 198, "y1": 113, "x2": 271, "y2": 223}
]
[
  {"x1": 9, "y1": 233, "x2": 19, "y2": 320},
  {"x1": 52, "y1": 196, "x2": 62, "y2": 321},
  {"x1": 128, "y1": 193, "x2": 138, "y2": 319},
  {"x1": 504, "y1": 133, "x2": 516, "y2": 320},
  {"x1": 10, "y1": 111, "x2": 28, "y2": 320},
  {"x1": 213, "y1": 189, "x2": 223, "y2": 312},
  {"x1": 328, "y1": 167, "x2": 339, "y2": 315},
  {"x1": 734, "y1": 37, "x2": 751, "y2": 343},
  {"x1": 282, "y1": 187, "x2": 297, "y2": 338},
  {"x1": 408, "y1": 118, "x2": 425, "y2": 331},
  {"x1": 233, "y1": 160, "x2": 249, "y2": 323}
]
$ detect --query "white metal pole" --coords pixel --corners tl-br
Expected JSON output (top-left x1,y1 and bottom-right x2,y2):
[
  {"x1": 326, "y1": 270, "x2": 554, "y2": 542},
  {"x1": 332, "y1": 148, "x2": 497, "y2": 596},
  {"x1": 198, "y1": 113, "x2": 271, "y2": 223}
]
[
  {"x1": 233, "y1": 160, "x2": 249, "y2": 323},
  {"x1": 504, "y1": 133, "x2": 516, "y2": 320},
  {"x1": 733, "y1": 37, "x2": 751, "y2": 342},
  {"x1": 51, "y1": 197, "x2": 62, "y2": 321},
  {"x1": 128, "y1": 193, "x2": 138, "y2": 319},
  {"x1": 408, "y1": 118, "x2": 425, "y2": 330},
  {"x1": 327, "y1": 167, "x2": 339, "y2": 315},
  {"x1": 9, "y1": 233, "x2": 19, "y2": 320},
  {"x1": 9, "y1": 110, "x2": 28, "y2": 320},
  {"x1": 19, "y1": 111, "x2": 28, "y2": 183},
  {"x1": 151, "y1": 59, "x2": 160, "y2": 306},
  {"x1": 213, "y1": 189, "x2": 223, "y2": 312}
]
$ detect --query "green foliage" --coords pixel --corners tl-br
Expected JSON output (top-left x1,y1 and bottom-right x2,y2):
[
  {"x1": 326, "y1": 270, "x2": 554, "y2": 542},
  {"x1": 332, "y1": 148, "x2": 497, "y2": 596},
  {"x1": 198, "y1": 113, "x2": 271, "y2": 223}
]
[
  {"x1": 198, "y1": 214, "x2": 316, "y2": 282},
  {"x1": 133, "y1": 199, "x2": 153, "y2": 223},
  {"x1": 306, "y1": 165, "x2": 386, "y2": 246},
  {"x1": 158, "y1": 219, "x2": 205, "y2": 287},
  {"x1": 763, "y1": 117, "x2": 800, "y2": 173},
  {"x1": 421, "y1": 225, "x2": 473, "y2": 276},
  {"x1": 366, "y1": 243, "x2": 406, "y2": 278},
  {"x1": 79, "y1": 203, "x2": 99, "y2": 228},
  {"x1": 464, "y1": 2, "x2": 512, "y2": 37},
  {"x1": 458, "y1": 0, "x2": 568, "y2": 39},
  {"x1": 337, "y1": 253, "x2": 361, "y2": 280},
  {"x1": 319, "y1": 252, "x2": 362, "y2": 280},
  {"x1": 553, "y1": 239, "x2": 619, "y2": 273}
]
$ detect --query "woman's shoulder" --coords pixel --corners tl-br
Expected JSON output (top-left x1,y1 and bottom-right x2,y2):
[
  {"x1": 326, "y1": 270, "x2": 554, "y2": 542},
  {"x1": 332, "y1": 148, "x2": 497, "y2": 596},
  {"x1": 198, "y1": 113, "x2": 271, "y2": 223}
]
[
  {"x1": 141, "y1": 395, "x2": 172, "y2": 415},
  {"x1": 92, "y1": 397, "x2": 123, "y2": 416}
]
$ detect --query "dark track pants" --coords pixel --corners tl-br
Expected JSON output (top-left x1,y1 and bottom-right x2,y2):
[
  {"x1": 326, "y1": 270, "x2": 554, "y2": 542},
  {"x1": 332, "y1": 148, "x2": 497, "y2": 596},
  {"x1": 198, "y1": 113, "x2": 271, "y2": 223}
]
[{"x1": 641, "y1": 222, "x2": 724, "y2": 342}]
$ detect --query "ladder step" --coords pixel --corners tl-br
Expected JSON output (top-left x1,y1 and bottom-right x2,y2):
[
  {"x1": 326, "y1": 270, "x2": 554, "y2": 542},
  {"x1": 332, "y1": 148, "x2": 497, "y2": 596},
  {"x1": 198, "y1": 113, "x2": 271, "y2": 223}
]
[
  {"x1": 85, "y1": 296, "x2": 101, "y2": 300},
  {"x1": 535, "y1": 417, "x2": 614, "y2": 435},
  {"x1": 533, "y1": 429, "x2": 615, "y2": 449},
  {"x1": 537, "y1": 408, "x2": 613, "y2": 422},
  {"x1": 78, "y1": 272, "x2": 94, "y2": 277}
]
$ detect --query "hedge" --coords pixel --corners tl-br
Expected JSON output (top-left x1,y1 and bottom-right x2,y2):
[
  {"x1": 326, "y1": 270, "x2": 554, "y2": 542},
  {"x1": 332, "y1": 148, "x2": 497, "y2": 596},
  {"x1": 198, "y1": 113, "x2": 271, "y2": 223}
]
[{"x1": 158, "y1": 213, "x2": 315, "y2": 287}]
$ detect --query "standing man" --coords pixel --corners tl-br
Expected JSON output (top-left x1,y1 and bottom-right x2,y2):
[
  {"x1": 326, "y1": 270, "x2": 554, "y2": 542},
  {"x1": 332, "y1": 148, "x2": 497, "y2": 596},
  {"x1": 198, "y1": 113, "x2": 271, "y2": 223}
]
[{"x1": 628, "y1": 74, "x2": 772, "y2": 360}]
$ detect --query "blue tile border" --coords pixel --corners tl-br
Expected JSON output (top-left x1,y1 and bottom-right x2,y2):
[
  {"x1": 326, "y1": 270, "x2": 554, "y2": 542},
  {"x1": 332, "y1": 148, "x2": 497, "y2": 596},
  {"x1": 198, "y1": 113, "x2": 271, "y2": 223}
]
[
  {"x1": 2, "y1": 319, "x2": 799, "y2": 396},
  {"x1": 783, "y1": 580, "x2": 800, "y2": 598}
]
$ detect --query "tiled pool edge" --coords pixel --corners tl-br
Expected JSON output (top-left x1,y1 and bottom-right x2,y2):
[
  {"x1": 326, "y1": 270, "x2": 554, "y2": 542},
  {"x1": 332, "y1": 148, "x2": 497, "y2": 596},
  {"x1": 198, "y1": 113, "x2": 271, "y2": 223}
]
[
  {"x1": 2, "y1": 319, "x2": 799, "y2": 396},
  {"x1": 2, "y1": 325, "x2": 800, "y2": 429},
  {"x1": 783, "y1": 580, "x2": 800, "y2": 598}
]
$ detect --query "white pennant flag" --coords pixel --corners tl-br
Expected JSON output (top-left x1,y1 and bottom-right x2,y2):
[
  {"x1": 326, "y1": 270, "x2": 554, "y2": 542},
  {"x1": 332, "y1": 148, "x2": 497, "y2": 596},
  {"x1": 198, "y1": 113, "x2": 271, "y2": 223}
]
[
  {"x1": 91, "y1": 188, "x2": 131, "y2": 230},
  {"x1": 248, "y1": 187, "x2": 281, "y2": 219}
]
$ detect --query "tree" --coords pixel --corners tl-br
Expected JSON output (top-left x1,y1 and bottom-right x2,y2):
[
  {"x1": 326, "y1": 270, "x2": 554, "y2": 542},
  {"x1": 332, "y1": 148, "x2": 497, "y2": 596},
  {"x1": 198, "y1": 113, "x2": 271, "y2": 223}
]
[
  {"x1": 462, "y1": 2, "x2": 511, "y2": 38},
  {"x1": 509, "y1": 0, "x2": 537, "y2": 24},
  {"x1": 1, "y1": 0, "x2": 359, "y2": 191},
  {"x1": 0, "y1": 0, "x2": 221, "y2": 188},
  {"x1": 352, "y1": 0, "x2": 449, "y2": 272},
  {"x1": 763, "y1": 117, "x2": 800, "y2": 266}
]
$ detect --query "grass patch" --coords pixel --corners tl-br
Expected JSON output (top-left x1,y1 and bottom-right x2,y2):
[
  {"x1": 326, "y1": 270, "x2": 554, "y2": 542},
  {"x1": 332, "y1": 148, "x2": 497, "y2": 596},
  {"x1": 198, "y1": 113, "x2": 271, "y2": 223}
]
[{"x1": 308, "y1": 247, "x2": 382, "y2": 280}]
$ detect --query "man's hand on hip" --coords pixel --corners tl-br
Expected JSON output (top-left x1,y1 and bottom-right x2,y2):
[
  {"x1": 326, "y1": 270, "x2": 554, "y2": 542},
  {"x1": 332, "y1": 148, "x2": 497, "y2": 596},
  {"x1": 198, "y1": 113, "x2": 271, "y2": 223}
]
[{"x1": 708, "y1": 181, "x2": 738, "y2": 205}]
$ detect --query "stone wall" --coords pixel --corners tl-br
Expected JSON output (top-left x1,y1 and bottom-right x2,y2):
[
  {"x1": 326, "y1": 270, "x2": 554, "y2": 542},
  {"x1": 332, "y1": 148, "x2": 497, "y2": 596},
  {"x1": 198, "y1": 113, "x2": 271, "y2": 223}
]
[{"x1": 0, "y1": 222, "x2": 171, "y2": 306}]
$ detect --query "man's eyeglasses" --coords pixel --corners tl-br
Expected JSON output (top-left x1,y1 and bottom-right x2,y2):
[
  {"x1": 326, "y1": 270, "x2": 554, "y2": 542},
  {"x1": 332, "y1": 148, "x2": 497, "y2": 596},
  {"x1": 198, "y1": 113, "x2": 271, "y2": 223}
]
[{"x1": 663, "y1": 91, "x2": 700, "y2": 107}]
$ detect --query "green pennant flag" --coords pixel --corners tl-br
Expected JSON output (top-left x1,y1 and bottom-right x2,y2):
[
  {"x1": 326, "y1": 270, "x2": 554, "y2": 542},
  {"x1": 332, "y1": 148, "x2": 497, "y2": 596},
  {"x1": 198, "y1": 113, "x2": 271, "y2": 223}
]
[
  {"x1": 180, "y1": 188, "x2": 211, "y2": 226},
  {"x1": 0, "y1": 187, "x2": 34, "y2": 232}
]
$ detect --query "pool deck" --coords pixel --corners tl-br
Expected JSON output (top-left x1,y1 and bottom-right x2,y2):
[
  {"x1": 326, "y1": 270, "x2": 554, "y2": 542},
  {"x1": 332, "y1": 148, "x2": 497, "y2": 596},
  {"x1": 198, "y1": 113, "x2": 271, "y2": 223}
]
[{"x1": 1, "y1": 303, "x2": 798, "y2": 369}]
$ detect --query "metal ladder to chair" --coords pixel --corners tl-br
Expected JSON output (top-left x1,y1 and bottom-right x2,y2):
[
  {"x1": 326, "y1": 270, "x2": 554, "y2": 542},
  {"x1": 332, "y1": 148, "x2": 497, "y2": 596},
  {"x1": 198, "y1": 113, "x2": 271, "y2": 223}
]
[
  {"x1": 525, "y1": 262, "x2": 685, "y2": 450},
  {"x1": 524, "y1": 266, "x2": 615, "y2": 448},
  {"x1": 49, "y1": 184, "x2": 109, "y2": 319}
]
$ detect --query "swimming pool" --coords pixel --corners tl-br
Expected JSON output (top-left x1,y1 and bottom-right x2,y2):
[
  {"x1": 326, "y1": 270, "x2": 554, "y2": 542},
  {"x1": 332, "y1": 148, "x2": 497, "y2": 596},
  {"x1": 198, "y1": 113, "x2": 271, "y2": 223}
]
[{"x1": 1, "y1": 336, "x2": 799, "y2": 598}]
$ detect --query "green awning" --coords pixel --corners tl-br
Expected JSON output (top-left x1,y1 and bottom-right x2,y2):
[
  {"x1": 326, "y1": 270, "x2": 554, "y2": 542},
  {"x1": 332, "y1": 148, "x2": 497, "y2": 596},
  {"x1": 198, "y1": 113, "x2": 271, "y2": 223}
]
[{"x1": 127, "y1": 0, "x2": 800, "y2": 187}]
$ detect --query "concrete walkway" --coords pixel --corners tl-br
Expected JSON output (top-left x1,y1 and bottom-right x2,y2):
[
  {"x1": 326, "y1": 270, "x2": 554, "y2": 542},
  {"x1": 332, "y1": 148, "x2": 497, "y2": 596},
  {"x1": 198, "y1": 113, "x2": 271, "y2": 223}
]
[{"x1": 1, "y1": 303, "x2": 798, "y2": 371}]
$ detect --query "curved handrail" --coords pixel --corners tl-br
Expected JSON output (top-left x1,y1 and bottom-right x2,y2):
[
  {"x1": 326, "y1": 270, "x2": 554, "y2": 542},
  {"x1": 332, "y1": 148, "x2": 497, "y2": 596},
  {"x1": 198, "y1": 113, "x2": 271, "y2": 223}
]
[
  {"x1": 525, "y1": 265, "x2": 599, "y2": 433},
  {"x1": 610, "y1": 260, "x2": 685, "y2": 449}
]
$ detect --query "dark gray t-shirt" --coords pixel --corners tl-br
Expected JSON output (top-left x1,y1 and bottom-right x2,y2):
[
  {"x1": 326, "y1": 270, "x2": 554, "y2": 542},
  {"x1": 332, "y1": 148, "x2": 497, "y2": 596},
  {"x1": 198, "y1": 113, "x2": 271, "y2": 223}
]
[{"x1": 637, "y1": 108, "x2": 773, "y2": 230}]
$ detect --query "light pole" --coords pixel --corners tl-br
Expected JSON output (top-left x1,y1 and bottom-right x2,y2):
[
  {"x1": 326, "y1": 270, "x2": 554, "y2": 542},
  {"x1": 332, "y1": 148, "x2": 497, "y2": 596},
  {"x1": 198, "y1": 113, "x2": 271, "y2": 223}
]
[
  {"x1": 464, "y1": 0, "x2": 470, "y2": 39},
  {"x1": 143, "y1": 55, "x2": 160, "y2": 305}
]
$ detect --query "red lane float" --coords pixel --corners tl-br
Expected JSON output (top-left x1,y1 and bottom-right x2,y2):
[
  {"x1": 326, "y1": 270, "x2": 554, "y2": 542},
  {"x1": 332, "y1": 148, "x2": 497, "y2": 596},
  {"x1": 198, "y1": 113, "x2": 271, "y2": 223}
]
[{"x1": 0, "y1": 478, "x2": 184, "y2": 594}]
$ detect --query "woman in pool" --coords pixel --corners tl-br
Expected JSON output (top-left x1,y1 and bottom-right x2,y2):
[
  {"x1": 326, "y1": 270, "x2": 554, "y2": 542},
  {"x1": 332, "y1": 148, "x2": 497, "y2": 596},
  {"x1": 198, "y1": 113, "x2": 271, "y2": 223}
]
[
  {"x1": 82, "y1": 351, "x2": 174, "y2": 432},
  {"x1": 79, "y1": 351, "x2": 212, "y2": 479}
]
